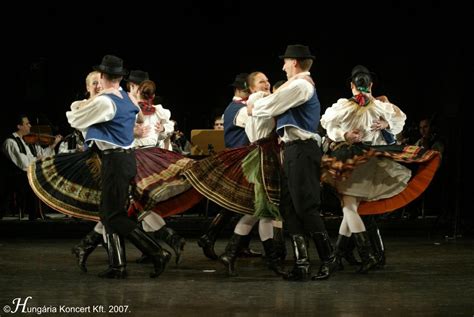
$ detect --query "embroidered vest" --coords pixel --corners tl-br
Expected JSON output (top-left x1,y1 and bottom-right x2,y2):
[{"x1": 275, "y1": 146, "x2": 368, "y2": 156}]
[
  {"x1": 223, "y1": 100, "x2": 250, "y2": 148},
  {"x1": 276, "y1": 88, "x2": 320, "y2": 136},
  {"x1": 85, "y1": 91, "x2": 138, "y2": 147}
]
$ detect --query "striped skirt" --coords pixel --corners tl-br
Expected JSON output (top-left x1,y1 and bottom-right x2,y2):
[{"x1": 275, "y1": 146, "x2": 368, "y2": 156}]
[
  {"x1": 28, "y1": 147, "x2": 202, "y2": 221},
  {"x1": 183, "y1": 134, "x2": 282, "y2": 219}
]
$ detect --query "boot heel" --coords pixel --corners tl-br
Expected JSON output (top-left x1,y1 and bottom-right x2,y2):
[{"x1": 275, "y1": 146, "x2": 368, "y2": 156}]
[
  {"x1": 98, "y1": 233, "x2": 127, "y2": 279},
  {"x1": 285, "y1": 235, "x2": 311, "y2": 281},
  {"x1": 197, "y1": 210, "x2": 233, "y2": 260},
  {"x1": 150, "y1": 250, "x2": 171, "y2": 278},
  {"x1": 353, "y1": 231, "x2": 378, "y2": 274},
  {"x1": 197, "y1": 235, "x2": 218, "y2": 260},
  {"x1": 262, "y1": 239, "x2": 287, "y2": 277},
  {"x1": 311, "y1": 232, "x2": 338, "y2": 280},
  {"x1": 72, "y1": 230, "x2": 103, "y2": 273},
  {"x1": 127, "y1": 227, "x2": 169, "y2": 278},
  {"x1": 219, "y1": 234, "x2": 244, "y2": 276},
  {"x1": 154, "y1": 226, "x2": 186, "y2": 265},
  {"x1": 98, "y1": 267, "x2": 127, "y2": 279},
  {"x1": 219, "y1": 255, "x2": 238, "y2": 277}
]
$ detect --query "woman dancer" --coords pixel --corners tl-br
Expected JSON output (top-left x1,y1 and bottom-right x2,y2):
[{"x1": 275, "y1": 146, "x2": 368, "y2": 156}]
[{"x1": 320, "y1": 65, "x2": 441, "y2": 273}]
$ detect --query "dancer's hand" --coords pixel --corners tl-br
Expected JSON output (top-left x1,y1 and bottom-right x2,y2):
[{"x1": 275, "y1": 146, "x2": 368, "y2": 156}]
[{"x1": 344, "y1": 129, "x2": 363, "y2": 143}]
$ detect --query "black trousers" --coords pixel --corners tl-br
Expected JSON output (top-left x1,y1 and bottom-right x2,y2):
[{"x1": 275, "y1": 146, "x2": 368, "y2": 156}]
[
  {"x1": 99, "y1": 151, "x2": 137, "y2": 236},
  {"x1": 280, "y1": 139, "x2": 326, "y2": 235},
  {"x1": 11, "y1": 172, "x2": 37, "y2": 219}
]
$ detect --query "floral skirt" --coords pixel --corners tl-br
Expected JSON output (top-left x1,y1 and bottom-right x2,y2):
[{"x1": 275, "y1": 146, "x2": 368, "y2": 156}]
[{"x1": 28, "y1": 148, "x2": 202, "y2": 221}]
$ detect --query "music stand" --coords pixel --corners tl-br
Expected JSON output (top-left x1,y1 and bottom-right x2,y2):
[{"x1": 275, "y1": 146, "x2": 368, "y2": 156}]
[
  {"x1": 31, "y1": 125, "x2": 53, "y2": 135},
  {"x1": 190, "y1": 129, "x2": 225, "y2": 155}
]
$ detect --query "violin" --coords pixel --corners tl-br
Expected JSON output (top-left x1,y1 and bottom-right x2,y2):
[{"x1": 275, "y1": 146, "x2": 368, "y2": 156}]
[{"x1": 23, "y1": 133, "x2": 57, "y2": 146}]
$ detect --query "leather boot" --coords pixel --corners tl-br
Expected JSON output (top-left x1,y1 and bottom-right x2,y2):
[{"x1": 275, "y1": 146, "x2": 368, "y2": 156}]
[
  {"x1": 273, "y1": 227, "x2": 287, "y2": 261},
  {"x1": 98, "y1": 233, "x2": 127, "y2": 279},
  {"x1": 345, "y1": 236, "x2": 362, "y2": 265},
  {"x1": 127, "y1": 227, "x2": 171, "y2": 278},
  {"x1": 353, "y1": 231, "x2": 378, "y2": 273},
  {"x1": 334, "y1": 234, "x2": 361, "y2": 270},
  {"x1": 284, "y1": 234, "x2": 311, "y2": 281},
  {"x1": 72, "y1": 230, "x2": 103, "y2": 273},
  {"x1": 311, "y1": 232, "x2": 338, "y2": 280},
  {"x1": 262, "y1": 239, "x2": 287, "y2": 277},
  {"x1": 197, "y1": 210, "x2": 233, "y2": 260},
  {"x1": 219, "y1": 233, "x2": 244, "y2": 276},
  {"x1": 238, "y1": 233, "x2": 262, "y2": 258},
  {"x1": 135, "y1": 253, "x2": 151, "y2": 264},
  {"x1": 154, "y1": 226, "x2": 186, "y2": 265},
  {"x1": 134, "y1": 232, "x2": 155, "y2": 264},
  {"x1": 365, "y1": 217, "x2": 386, "y2": 268}
]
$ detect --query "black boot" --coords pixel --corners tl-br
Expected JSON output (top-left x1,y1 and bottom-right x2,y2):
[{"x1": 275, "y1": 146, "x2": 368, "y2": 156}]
[
  {"x1": 155, "y1": 226, "x2": 186, "y2": 266},
  {"x1": 262, "y1": 239, "x2": 287, "y2": 277},
  {"x1": 273, "y1": 227, "x2": 287, "y2": 261},
  {"x1": 311, "y1": 232, "x2": 338, "y2": 280},
  {"x1": 353, "y1": 231, "x2": 378, "y2": 273},
  {"x1": 365, "y1": 217, "x2": 386, "y2": 269},
  {"x1": 71, "y1": 230, "x2": 103, "y2": 273},
  {"x1": 135, "y1": 253, "x2": 151, "y2": 264},
  {"x1": 334, "y1": 234, "x2": 361, "y2": 270},
  {"x1": 345, "y1": 236, "x2": 362, "y2": 265},
  {"x1": 127, "y1": 227, "x2": 171, "y2": 278},
  {"x1": 238, "y1": 233, "x2": 262, "y2": 258},
  {"x1": 98, "y1": 233, "x2": 127, "y2": 279},
  {"x1": 134, "y1": 232, "x2": 154, "y2": 264},
  {"x1": 219, "y1": 233, "x2": 244, "y2": 276},
  {"x1": 284, "y1": 234, "x2": 311, "y2": 281},
  {"x1": 197, "y1": 210, "x2": 233, "y2": 260}
]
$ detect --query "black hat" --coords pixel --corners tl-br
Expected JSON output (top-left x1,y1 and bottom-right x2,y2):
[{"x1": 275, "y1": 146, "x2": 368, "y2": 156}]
[
  {"x1": 230, "y1": 73, "x2": 249, "y2": 90},
  {"x1": 127, "y1": 70, "x2": 149, "y2": 84},
  {"x1": 349, "y1": 65, "x2": 376, "y2": 82},
  {"x1": 93, "y1": 55, "x2": 128, "y2": 76},
  {"x1": 279, "y1": 44, "x2": 315, "y2": 60},
  {"x1": 351, "y1": 65, "x2": 371, "y2": 78}
]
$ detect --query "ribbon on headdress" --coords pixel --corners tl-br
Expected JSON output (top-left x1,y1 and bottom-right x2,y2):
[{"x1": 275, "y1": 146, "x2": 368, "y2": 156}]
[{"x1": 139, "y1": 100, "x2": 155, "y2": 115}]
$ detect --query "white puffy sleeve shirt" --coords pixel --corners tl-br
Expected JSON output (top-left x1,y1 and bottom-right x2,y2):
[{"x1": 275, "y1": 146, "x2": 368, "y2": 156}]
[
  {"x1": 250, "y1": 72, "x2": 319, "y2": 143},
  {"x1": 320, "y1": 98, "x2": 406, "y2": 145},
  {"x1": 245, "y1": 91, "x2": 275, "y2": 143}
]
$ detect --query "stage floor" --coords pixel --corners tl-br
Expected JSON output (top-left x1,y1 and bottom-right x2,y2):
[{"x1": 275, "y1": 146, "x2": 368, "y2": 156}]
[{"x1": 1, "y1": 235, "x2": 473, "y2": 316}]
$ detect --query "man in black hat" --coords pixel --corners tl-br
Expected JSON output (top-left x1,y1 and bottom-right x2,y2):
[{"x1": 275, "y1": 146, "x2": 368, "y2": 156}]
[
  {"x1": 66, "y1": 55, "x2": 170, "y2": 279},
  {"x1": 223, "y1": 72, "x2": 251, "y2": 148},
  {"x1": 248, "y1": 44, "x2": 338, "y2": 281},
  {"x1": 126, "y1": 69, "x2": 149, "y2": 100}
]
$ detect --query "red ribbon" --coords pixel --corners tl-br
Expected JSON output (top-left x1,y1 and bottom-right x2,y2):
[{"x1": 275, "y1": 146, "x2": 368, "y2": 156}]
[{"x1": 139, "y1": 101, "x2": 155, "y2": 115}]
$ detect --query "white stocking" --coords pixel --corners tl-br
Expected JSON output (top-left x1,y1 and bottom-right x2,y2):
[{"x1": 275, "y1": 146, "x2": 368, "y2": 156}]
[
  {"x1": 234, "y1": 215, "x2": 258, "y2": 236},
  {"x1": 342, "y1": 195, "x2": 366, "y2": 234},
  {"x1": 338, "y1": 217, "x2": 352, "y2": 237},
  {"x1": 142, "y1": 212, "x2": 166, "y2": 232},
  {"x1": 271, "y1": 220, "x2": 283, "y2": 229},
  {"x1": 94, "y1": 221, "x2": 104, "y2": 234},
  {"x1": 258, "y1": 218, "x2": 274, "y2": 241},
  {"x1": 93, "y1": 222, "x2": 107, "y2": 244}
]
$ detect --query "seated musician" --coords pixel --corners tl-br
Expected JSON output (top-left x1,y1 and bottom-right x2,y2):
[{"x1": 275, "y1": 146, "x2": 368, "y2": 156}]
[{"x1": 1, "y1": 114, "x2": 61, "y2": 220}]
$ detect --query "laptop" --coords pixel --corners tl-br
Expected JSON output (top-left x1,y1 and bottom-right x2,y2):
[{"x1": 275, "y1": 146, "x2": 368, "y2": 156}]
[{"x1": 190, "y1": 129, "x2": 225, "y2": 155}]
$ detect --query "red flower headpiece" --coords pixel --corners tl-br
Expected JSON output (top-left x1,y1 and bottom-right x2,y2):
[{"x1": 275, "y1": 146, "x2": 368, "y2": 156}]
[{"x1": 139, "y1": 100, "x2": 155, "y2": 115}]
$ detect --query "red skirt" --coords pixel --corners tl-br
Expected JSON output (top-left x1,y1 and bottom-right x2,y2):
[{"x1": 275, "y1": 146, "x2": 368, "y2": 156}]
[{"x1": 321, "y1": 143, "x2": 441, "y2": 215}]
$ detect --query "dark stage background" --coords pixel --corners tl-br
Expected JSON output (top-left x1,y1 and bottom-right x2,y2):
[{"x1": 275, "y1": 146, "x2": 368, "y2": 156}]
[{"x1": 1, "y1": 1, "x2": 472, "y2": 227}]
